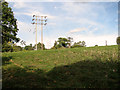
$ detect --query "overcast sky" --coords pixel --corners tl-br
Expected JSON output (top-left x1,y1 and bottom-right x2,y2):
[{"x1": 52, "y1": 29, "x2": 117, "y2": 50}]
[{"x1": 6, "y1": 0, "x2": 118, "y2": 48}]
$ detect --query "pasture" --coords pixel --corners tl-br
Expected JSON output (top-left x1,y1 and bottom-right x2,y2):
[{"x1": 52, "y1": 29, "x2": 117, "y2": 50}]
[{"x1": 2, "y1": 45, "x2": 120, "y2": 88}]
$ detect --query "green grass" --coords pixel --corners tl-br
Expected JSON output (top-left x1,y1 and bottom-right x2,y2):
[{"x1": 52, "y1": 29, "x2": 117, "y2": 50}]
[{"x1": 2, "y1": 45, "x2": 120, "y2": 88}]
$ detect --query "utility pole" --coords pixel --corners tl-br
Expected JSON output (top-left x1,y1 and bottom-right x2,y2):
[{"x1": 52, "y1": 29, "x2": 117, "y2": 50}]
[
  {"x1": 32, "y1": 15, "x2": 38, "y2": 50},
  {"x1": 105, "y1": 40, "x2": 107, "y2": 46},
  {"x1": 41, "y1": 16, "x2": 43, "y2": 50},
  {"x1": 32, "y1": 15, "x2": 47, "y2": 50}
]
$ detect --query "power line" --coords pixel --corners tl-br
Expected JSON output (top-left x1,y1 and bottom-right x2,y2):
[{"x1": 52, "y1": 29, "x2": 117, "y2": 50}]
[{"x1": 32, "y1": 15, "x2": 47, "y2": 50}]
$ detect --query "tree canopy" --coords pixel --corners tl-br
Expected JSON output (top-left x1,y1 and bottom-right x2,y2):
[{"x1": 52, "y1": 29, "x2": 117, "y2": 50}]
[
  {"x1": 33, "y1": 42, "x2": 46, "y2": 50},
  {"x1": 72, "y1": 41, "x2": 86, "y2": 48},
  {"x1": 117, "y1": 36, "x2": 120, "y2": 45},
  {"x1": 51, "y1": 37, "x2": 86, "y2": 49},
  {"x1": 1, "y1": 0, "x2": 20, "y2": 52}
]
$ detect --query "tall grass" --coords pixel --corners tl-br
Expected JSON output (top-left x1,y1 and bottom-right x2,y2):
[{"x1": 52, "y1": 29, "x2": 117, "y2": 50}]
[{"x1": 2, "y1": 45, "x2": 120, "y2": 88}]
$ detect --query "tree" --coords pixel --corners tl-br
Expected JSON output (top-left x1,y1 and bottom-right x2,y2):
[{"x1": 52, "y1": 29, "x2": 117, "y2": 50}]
[
  {"x1": 72, "y1": 41, "x2": 86, "y2": 48},
  {"x1": 51, "y1": 37, "x2": 74, "y2": 49},
  {"x1": 67, "y1": 37, "x2": 73, "y2": 48},
  {"x1": 57, "y1": 37, "x2": 68, "y2": 48},
  {"x1": 13, "y1": 45, "x2": 22, "y2": 52},
  {"x1": 95, "y1": 45, "x2": 98, "y2": 47},
  {"x1": 33, "y1": 42, "x2": 45, "y2": 50},
  {"x1": 117, "y1": 36, "x2": 120, "y2": 45},
  {"x1": 1, "y1": 1, "x2": 20, "y2": 52},
  {"x1": 24, "y1": 44, "x2": 33, "y2": 50},
  {"x1": 2, "y1": 43, "x2": 13, "y2": 52},
  {"x1": 81, "y1": 41, "x2": 86, "y2": 47},
  {"x1": 53, "y1": 40, "x2": 57, "y2": 49}
]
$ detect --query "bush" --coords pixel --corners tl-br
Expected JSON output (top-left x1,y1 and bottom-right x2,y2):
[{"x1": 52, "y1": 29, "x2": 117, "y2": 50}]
[
  {"x1": 95, "y1": 45, "x2": 98, "y2": 47},
  {"x1": 24, "y1": 45, "x2": 33, "y2": 50},
  {"x1": 117, "y1": 36, "x2": 120, "y2": 45},
  {"x1": 13, "y1": 46, "x2": 22, "y2": 52},
  {"x1": 71, "y1": 44, "x2": 83, "y2": 48},
  {"x1": 2, "y1": 43, "x2": 13, "y2": 52}
]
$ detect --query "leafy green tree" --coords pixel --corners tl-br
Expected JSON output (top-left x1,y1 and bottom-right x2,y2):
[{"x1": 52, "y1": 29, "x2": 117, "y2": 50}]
[
  {"x1": 117, "y1": 36, "x2": 120, "y2": 45},
  {"x1": 1, "y1": 1, "x2": 20, "y2": 52},
  {"x1": 67, "y1": 37, "x2": 73, "y2": 48},
  {"x1": 57, "y1": 37, "x2": 68, "y2": 48},
  {"x1": 33, "y1": 42, "x2": 45, "y2": 50},
  {"x1": 81, "y1": 41, "x2": 86, "y2": 47},
  {"x1": 72, "y1": 41, "x2": 86, "y2": 48},
  {"x1": 24, "y1": 44, "x2": 33, "y2": 50},
  {"x1": 53, "y1": 40, "x2": 57, "y2": 49},
  {"x1": 13, "y1": 45, "x2": 22, "y2": 52},
  {"x1": 52, "y1": 37, "x2": 74, "y2": 49},
  {"x1": 2, "y1": 42, "x2": 13, "y2": 52},
  {"x1": 95, "y1": 45, "x2": 98, "y2": 47}
]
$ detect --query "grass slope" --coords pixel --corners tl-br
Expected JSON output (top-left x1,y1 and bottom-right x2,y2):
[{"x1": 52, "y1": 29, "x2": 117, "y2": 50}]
[{"x1": 2, "y1": 45, "x2": 120, "y2": 88}]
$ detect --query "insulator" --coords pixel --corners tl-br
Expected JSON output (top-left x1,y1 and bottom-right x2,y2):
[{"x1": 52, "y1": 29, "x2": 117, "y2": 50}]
[
  {"x1": 32, "y1": 22, "x2": 35, "y2": 24},
  {"x1": 33, "y1": 15, "x2": 35, "y2": 17},
  {"x1": 45, "y1": 19, "x2": 47, "y2": 22},
  {"x1": 44, "y1": 23, "x2": 47, "y2": 25},
  {"x1": 32, "y1": 19, "x2": 35, "y2": 21},
  {"x1": 44, "y1": 16, "x2": 47, "y2": 18}
]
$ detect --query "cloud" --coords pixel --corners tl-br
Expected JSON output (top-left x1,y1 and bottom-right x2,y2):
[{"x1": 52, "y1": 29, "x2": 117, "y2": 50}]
[
  {"x1": 115, "y1": 19, "x2": 118, "y2": 22},
  {"x1": 62, "y1": 3, "x2": 89, "y2": 15},
  {"x1": 94, "y1": 27, "x2": 98, "y2": 31},
  {"x1": 70, "y1": 34, "x2": 117, "y2": 47},
  {"x1": 16, "y1": 20, "x2": 57, "y2": 49},
  {"x1": 61, "y1": 2, "x2": 104, "y2": 17},
  {"x1": 17, "y1": 33, "x2": 117, "y2": 48},
  {"x1": 9, "y1": 1, "x2": 117, "y2": 49},
  {"x1": 16, "y1": 34, "x2": 57, "y2": 49},
  {"x1": 69, "y1": 28, "x2": 88, "y2": 33},
  {"x1": 13, "y1": 2, "x2": 26, "y2": 9},
  {"x1": 17, "y1": 21, "x2": 33, "y2": 33},
  {"x1": 16, "y1": 20, "x2": 117, "y2": 49},
  {"x1": 24, "y1": 11, "x2": 56, "y2": 19},
  {"x1": 65, "y1": 17, "x2": 104, "y2": 34},
  {"x1": 6, "y1": 0, "x2": 119, "y2": 2},
  {"x1": 48, "y1": 23, "x2": 56, "y2": 26},
  {"x1": 14, "y1": 8, "x2": 57, "y2": 20}
]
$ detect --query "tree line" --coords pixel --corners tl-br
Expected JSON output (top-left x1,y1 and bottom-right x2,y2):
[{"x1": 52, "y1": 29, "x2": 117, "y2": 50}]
[{"x1": 51, "y1": 37, "x2": 86, "y2": 49}]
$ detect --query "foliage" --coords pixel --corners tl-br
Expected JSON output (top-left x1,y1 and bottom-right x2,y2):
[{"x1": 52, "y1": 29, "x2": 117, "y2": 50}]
[
  {"x1": 57, "y1": 37, "x2": 68, "y2": 48},
  {"x1": 13, "y1": 45, "x2": 22, "y2": 52},
  {"x1": 33, "y1": 42, "x2": 45, "y2": 50},
  {"x1": 2, "y1": 42, "x2": 13, "y2": 52},
  {"x1": 72, "y1": 41, "x2": 86, "y2": 48},
  {"x1": 52, "y1": 37, "x2": 73, "y2": 49},
  {"x1": 67, "y1": 37, "x2": 73, "y2": 48},
  {"x1": 24, "y1": 44, "x2": 34, "y2": 50},
  {"x1": 1, "y1": 1, "x2": 20, "y2": 52},
  {"x1": 53, "y1": 41, "x2": 57, "y2": 49},
  {"x1": 95, "y1": 45, "x2": 98, "y2": 47},
  {"x1": 116, "y1": 36, "x2": 120, "y2": 45}
]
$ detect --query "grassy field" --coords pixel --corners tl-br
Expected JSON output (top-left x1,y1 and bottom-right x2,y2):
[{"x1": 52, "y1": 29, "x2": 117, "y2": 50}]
[{"x1": 2, "y1": 45, "x2": 120, "y2": 88}]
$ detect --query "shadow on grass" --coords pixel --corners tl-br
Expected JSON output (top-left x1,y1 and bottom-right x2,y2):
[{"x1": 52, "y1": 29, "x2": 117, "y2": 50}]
[
  {"x1": 2, "y1": 60, "x2": 120, "y2": 88},
  {"x1": 2, "y1": 56, "x2": 13, "y2": 65}
]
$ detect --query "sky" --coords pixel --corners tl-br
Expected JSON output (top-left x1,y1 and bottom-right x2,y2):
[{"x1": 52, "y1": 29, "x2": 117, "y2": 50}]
[{"x1": 6, "y1": 0, "x2": 118, "y2": 49}]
